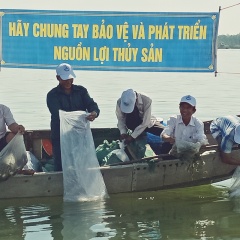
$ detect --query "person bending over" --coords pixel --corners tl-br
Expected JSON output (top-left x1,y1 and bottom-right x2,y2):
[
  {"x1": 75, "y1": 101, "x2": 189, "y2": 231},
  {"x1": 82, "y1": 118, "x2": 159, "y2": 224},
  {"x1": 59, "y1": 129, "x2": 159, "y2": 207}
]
[
  {"x1": 116, "y1": 89, "x2": 165, "y2": 145},
  {"x1": 210, "y1": 115, "x2": 240, "y2": 165}
]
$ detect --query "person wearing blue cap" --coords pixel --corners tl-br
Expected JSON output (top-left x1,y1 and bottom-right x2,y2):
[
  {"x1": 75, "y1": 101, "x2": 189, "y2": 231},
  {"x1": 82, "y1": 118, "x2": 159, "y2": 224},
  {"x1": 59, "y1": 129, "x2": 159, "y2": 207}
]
[
  {"x1": 161, "y1": 95, "x2": 208, "y2": 153},
  {"x1": 47, "y1": 63, "x2": 100, "y2": 171},
  {"x1": 210, "y1": 115, "x2": 240, "y2": 165},
  {"x1": 116, "y1": 89, "x2": 165, "y2": 144}
]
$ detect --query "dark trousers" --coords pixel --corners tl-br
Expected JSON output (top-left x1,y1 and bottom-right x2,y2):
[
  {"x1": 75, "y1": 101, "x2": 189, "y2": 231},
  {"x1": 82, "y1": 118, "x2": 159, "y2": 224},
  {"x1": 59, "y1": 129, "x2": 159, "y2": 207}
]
[
  {"x1": 0, "y1": 133, "x2": 8, "y2": 152},
  {"x1": 145, "y1": 122, "x2": 172, "y2": 154},
  {"x1": 52, "y1": 138, "x2": 62, "y2": 171}
]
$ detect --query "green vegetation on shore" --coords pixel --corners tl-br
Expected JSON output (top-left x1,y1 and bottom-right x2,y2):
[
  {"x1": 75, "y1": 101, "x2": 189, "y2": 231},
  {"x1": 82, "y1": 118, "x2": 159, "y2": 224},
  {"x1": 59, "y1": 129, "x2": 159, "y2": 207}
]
[{"x1": 218, "y1": 34, "x2": 240, "y2": 49}]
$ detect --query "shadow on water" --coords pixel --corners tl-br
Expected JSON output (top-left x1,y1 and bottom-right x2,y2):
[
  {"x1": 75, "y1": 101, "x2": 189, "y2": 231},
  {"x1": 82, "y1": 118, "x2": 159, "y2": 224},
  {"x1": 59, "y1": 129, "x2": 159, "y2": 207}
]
[{"x1": 1, "y1": 185, "x2": 240, "y2": 239}]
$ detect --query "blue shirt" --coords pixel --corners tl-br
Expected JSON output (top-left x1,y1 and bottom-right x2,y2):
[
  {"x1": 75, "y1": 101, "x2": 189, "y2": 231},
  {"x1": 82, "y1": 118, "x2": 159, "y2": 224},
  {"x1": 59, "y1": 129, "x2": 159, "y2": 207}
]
[
  {"x1": 210, "y1": 115, "x2": 240, "y2": 153},
  {"x1": 47, "y1": 84, "x2": 100, "y2": 139}
]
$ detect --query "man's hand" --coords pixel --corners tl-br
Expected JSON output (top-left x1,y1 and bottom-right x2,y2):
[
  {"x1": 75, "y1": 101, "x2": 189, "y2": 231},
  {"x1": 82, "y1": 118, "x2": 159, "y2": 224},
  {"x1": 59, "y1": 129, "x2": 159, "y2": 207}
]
[
  {"x1": 124, "y1": 135, "x2": 134, "y2": 145},
  {"x1": 120, "y1": 134, "x2": 128, "y2": 141},
  {"x1": 8, "y1": 123, "x2": 25, "y2": 135},
  {"x1": 162, "y1": 134, "x2": 175, "y2": 144},
  {"x1": 18, "y1": 125, "x2": 25, "y2": 134},
  {"x1": 86, "y1": 111, "x2": 97, "y2": 121}
]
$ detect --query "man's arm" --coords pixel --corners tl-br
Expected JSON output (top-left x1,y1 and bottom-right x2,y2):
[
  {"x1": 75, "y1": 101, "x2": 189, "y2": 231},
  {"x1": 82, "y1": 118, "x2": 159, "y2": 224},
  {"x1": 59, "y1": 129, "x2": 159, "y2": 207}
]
[
  {"x1": 82, "y1": 89, "x2": 100, "y2": 117},
  {"x1": 8, "y1": 123, "x2": 25, "y2": 134},
  {"x1": 220, "y1": 151, "x2": 240, "y2": 165},
  {"x1": 161, "y1": 117, "x2": 176, "y2": 144},
  {"x1": 195, "y1": 119, "x2": 208, "y2": 145}
]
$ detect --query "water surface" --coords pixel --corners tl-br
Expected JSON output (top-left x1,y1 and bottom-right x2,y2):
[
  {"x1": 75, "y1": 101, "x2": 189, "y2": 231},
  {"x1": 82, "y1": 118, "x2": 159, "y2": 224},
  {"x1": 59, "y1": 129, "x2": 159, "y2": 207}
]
[{"x1": 0, "y1": 49, "x2": 240, "y2": 239}]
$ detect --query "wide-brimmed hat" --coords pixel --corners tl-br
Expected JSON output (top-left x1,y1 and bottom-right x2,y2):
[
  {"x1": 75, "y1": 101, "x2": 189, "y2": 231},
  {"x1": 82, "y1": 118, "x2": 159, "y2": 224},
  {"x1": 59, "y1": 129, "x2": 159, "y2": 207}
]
[
  {"x1": 120, "y1": 89, "x2": 136, "y2": 113},
  {"x1": 56, "y1": 63, "x2": 76, "y2": 80},
  {"x1": 180, "y1": 95, "x2": 196, "y2": 107},
  {"x1": 234, "y1": 125, "x2": 240, "y2": 144}
]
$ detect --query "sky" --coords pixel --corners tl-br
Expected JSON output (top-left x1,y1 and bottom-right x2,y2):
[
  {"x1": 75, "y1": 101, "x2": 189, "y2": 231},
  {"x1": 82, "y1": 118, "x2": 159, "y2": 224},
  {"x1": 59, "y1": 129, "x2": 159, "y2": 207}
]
[{"x1": 1, "y1": 0, "x2": 240, "y2": 35}]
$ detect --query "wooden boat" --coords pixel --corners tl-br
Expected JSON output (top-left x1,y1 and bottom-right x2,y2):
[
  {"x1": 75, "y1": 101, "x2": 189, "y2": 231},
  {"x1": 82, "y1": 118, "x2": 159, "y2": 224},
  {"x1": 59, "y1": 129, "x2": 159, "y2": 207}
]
[{"x1": 0, "y1": 120, "x2": 238, "y2": 199}]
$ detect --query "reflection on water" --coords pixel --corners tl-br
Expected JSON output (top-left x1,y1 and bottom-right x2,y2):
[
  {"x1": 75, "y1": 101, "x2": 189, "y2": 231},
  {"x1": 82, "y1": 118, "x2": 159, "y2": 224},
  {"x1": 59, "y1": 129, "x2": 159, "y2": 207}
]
[
  {"x1": 61, "y1": 201, "x2": 116, "y2": 239},
  {"x1": 1, "y1": 185, "x2": 240, "y2": 239},
  {"x1": 0, "y1": 197, "x2": 63, "y2": 240}
]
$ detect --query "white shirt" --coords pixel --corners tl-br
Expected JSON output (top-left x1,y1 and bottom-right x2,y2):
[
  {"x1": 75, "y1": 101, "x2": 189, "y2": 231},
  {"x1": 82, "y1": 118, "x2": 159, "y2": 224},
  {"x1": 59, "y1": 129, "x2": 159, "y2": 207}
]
[
  {"x1": 0, "y1": 104, "x2": 16, "y2": 139},
  {"x1": 161, "y1": 114, "x2": 208, "y2": 145},
  {"x1": 116, "y1": 92, "x2": 156, "y2": 139}
]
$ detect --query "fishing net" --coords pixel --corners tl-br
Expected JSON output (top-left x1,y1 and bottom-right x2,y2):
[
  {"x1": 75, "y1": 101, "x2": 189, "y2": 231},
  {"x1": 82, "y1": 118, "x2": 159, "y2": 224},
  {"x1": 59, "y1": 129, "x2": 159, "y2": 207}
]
[
  {"x1": 0, "y1": 133, "x2": 27, "y2": 181},
  {"x1": 59, "y1": 110, "x2": 108, "y2": 202},
  {"x1": 169, "y1": 140, "x2": 202, "y2": 162}
]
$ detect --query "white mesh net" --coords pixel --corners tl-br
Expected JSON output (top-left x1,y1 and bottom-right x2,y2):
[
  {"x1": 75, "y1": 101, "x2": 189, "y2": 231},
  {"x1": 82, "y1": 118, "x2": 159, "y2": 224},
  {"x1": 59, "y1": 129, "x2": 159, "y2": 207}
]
[{"x1": 59, "y1": 110, "x2": 108, "y2": 202}]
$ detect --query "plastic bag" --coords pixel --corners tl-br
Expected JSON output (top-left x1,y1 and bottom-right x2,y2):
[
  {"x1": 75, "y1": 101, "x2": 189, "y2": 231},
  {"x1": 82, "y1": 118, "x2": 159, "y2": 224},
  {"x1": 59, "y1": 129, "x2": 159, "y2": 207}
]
[
  {"x1": 59, "y1": 110, "x2": 108, "y2": 202},
  {"x1": 146, "y1": 132, "x2": 164, "y2": 154},
  {"x1": 112, "y1": 141, "x2": 129, "y2": 162},
  {"x1": 23, "y1": 151, "x2": 42, "y2": 171},
  {"x1": 103, "y1": 141, "x2": 130, "y2": 165},
  {"x1": 96, "y1": 140, "x2": 119, "y2": 165},
  {"x1": 0, "y1": 133, "x2": 27, "y2": 181}
]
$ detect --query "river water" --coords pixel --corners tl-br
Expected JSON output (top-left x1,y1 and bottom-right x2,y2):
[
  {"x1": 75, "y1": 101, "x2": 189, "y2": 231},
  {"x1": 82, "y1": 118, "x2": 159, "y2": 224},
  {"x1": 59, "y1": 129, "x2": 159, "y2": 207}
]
[{"x1": 0, "y1": 49, "x2": 240, "y2": 239}]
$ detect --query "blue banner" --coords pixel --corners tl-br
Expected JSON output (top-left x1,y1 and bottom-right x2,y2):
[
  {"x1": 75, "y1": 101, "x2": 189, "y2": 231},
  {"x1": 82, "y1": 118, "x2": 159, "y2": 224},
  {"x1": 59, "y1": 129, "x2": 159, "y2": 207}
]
[{"x1": 0, "y1": 9, "x2": 219, "y2": 72}]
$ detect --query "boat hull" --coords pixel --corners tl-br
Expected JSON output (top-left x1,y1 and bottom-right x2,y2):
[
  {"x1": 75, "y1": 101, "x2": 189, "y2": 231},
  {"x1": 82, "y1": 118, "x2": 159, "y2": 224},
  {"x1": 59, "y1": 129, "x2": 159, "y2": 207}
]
[{"x1": 0, "y1": 149, "x2": 237, "y2": 199}]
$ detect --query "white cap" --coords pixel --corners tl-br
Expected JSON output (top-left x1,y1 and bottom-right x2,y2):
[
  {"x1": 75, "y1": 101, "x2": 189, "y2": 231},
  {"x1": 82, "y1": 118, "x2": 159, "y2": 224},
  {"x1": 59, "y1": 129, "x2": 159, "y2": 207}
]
[
  {"x1": 180, "y1": 95, "x2": 196, "y2": 107},
  {"x1": 56, "y1": 63, "x2": 76, "y2": 80},
  {"x1": 120, "y1": 89, "x2": 136, "y2": 113},
  {"x1": 234, "y1": 125, "x2": 240, "y2": 144}
]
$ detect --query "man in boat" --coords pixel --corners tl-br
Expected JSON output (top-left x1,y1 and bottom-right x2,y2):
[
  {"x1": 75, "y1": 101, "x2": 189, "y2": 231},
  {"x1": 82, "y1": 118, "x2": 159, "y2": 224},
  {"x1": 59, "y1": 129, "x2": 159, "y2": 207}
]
[
  {"x1": 116, "y1": 89, "x2": 165, "y2": 144},
  {"x1": 46, "y1": 63, "x2": 100, "y2": 171},
  {"x1": 0, "y1": 104, "x2": 25, "y2": 152},
  {"x1": 210, "y1": 116, "x2": 240, "y2": 165},
  {"x1": 161, "y1": 95, "x2": 208, "y2": 155}
]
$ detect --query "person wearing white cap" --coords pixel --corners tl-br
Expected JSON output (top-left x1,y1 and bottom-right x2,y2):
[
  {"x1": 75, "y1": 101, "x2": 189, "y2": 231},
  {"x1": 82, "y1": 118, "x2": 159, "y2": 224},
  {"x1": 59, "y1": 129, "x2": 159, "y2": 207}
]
[
  {"x1": 0, "y1": 104, "x2": 25, "y2": 152},
  {"x1": 210, "y1": 115, "x2": 240, "y2": 165},
  {"x1": 47, "y1": 63, "x2": 100, "y2": 171},
  {"x1": 116, "y1": 89, "x2": 165, "y2": 144},
  {"x1": 161, "y1": 95, "x2": 208, "y2": 153}
]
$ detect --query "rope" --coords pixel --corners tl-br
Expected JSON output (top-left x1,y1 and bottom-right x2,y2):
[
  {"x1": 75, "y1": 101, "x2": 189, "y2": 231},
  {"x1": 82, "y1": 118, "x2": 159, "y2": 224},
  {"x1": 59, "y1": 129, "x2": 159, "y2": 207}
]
[
  {"x1": 217, "y1": 3, "x2": 240, "y2": 77},
  {"x1": 215, "y1": 71, "x2": 240, "y2": 75},
  {"x1": 221, "y1": 2, "x2": 240, "y2": 10}
]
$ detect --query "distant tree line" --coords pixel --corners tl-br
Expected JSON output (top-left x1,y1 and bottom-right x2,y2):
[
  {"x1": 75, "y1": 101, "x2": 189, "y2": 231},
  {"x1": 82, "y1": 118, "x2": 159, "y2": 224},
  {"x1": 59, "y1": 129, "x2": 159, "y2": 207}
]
[{"x1": 218, "y1": 34, "x2": 240, "y2": 49}]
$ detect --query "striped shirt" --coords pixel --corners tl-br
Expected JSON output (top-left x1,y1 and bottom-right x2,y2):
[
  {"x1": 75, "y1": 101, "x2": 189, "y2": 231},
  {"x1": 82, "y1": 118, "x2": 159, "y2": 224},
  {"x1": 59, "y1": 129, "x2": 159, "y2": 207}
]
[{"x1": 210, "y1": 115, "x2": 240, "y2": 153}]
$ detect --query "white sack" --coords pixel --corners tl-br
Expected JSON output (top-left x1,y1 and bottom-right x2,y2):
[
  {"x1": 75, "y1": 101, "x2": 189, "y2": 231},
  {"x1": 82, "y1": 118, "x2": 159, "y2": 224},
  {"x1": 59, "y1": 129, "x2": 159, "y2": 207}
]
[
  {"x1": 59, "y1": 110, "x2": 108, "y2": 202},
  {"x1": 229, "y1": 166, "x2": 240, "y2": 198},
  {"x1": 0, "y1": 133, "x2": 27, "y2": 181}
]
